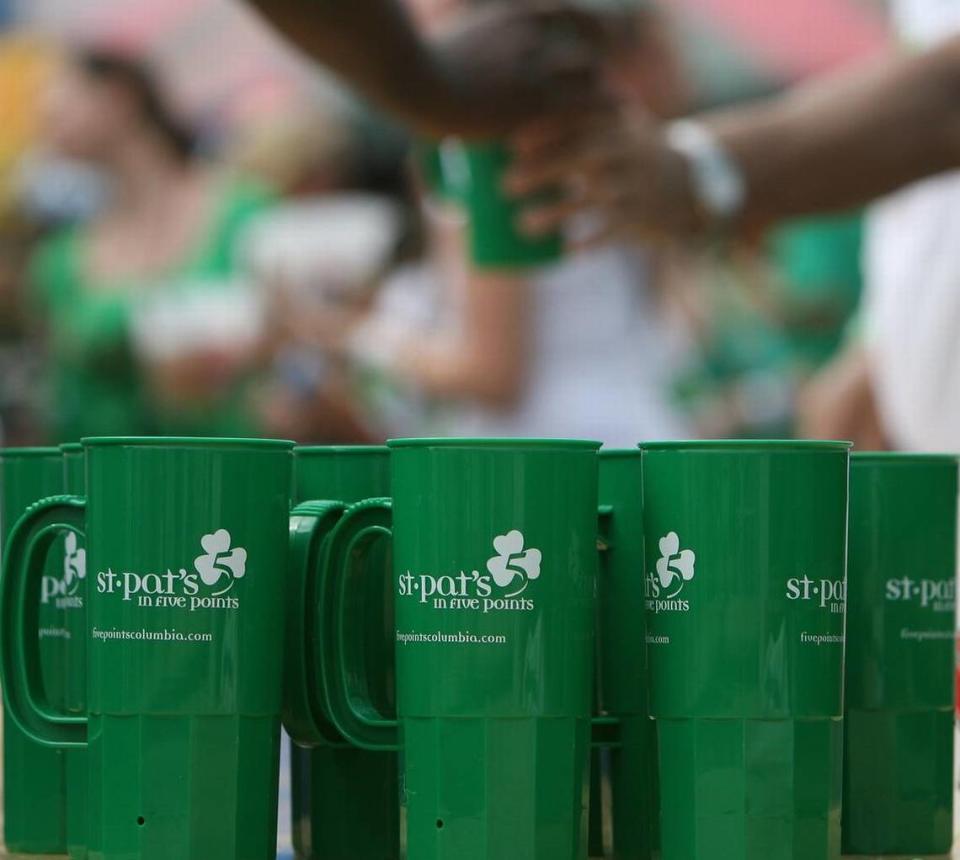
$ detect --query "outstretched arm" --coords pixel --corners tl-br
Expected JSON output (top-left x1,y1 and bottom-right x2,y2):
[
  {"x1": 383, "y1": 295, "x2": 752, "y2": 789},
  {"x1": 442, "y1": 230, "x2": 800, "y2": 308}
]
[
  {"x1": 245, "y1": 0, "x2": 441, "y2": 128},
  {"x1": 711, "y1": 36, "x2": 960, "y2": 223},
  {"x1": 507, "y1": 35, "x2": 960, "y2": 240},
  {"x1": 244, "y1": 0, "x2": 606, "y2": 138}
]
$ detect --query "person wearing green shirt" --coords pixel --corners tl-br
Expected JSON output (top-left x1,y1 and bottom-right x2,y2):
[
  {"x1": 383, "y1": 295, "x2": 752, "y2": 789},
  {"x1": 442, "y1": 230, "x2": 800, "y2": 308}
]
[{"x1": 30, "y1": 49, "x2": 272, "y2": 442}]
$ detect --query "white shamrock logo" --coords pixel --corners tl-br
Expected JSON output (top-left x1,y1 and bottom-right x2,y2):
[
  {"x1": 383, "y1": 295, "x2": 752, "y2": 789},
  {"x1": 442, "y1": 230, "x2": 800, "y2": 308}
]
[
  {"x1": 194, "y1": 530, "x2": 248, "y2": 595},
  {"x1": 63, "y1": 532, "x2": 86, "y2": 594},
  {"x1": 486, "y1": 530, "x2": 542, "y2": 597},
  {"x1": 656, "y1": 532, "x2": 696, "y2": 597}
]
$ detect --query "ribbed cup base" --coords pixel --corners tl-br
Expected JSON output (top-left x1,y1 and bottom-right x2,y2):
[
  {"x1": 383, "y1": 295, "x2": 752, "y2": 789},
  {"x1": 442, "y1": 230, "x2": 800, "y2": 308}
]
[
  {"x1": 401, "y1": 716, "x2": 591, "y2": 860},
  {"x1": 3, "y1": 715, "x2": 67, "y2": 853},
  {"x1": 291, "y1": 742, "x2": 400, "y2": 860},
  {"x1": 656, "y1": 716, "x2": 843, "y2": 860},
  {"x1": 67, "y1": 748, "x2": 89, "y2": 860},
  {"x1": 86, "y1": 714, "x2": 280, "y2": 860},
  {"x1": 842, "y1": 708, "x2": 954, "y2": 856}
]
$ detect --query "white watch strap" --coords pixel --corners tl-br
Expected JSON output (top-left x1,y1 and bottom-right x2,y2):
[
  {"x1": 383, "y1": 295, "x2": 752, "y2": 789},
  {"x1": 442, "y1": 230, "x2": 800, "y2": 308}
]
[{"x1": 666, "y1": 120, "x2": 746, "y2": 222}]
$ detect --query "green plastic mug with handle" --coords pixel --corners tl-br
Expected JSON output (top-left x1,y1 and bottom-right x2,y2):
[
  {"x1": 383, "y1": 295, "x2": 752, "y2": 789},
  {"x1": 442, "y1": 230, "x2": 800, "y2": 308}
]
[
  {"x1": 0, "y1": 437, "x2": 355, "y2": 860},
  {"x1": 313, "y1": 438, "x2": 603, "y2": 860},
  {"x1": 289, "y1": 446, "x2": 399, "y2": 860},
  {"x1": 0, "y1": 447, "x2": 69, "y2": 854},
  {"x1": 641, "y1": 440, "x2": 850, "y2": 860},
  {"x1": 843, "y1": 453, "x2": 958, "y2": 857}
]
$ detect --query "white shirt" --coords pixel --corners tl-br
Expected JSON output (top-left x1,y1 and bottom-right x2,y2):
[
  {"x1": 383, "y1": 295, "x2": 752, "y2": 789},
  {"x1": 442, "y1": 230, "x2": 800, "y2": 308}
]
[
  {"x1": 892, "y1": 0, "x2": 960, "y2": 45},
  {"x1": 448, "y1": 247, "x2": 691, "y2": 447},
  {"x1": 865, "y1": 0, "x2": 960, "y2": 450}
]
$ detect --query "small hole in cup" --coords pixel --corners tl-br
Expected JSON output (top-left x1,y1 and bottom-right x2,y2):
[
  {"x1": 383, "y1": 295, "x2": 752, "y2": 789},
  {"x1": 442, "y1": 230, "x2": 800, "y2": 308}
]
[
  {"x1": 436, "y1": 819, "x2": 444, "y2": 830},
  {"x1": 137, "y1": 817, "x2": 145, "y2": 827}
]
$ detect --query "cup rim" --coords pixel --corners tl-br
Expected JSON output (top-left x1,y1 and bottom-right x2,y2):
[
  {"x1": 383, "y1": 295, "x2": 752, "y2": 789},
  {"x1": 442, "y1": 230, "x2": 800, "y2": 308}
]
[
  {"x1": 81, "y1": 437, "x2": 295, "y2": 451},
  {"x1": 295, "y1": 445, "x2": 389, "y2": 456},
  {"x1": 387, "y1": 437, "x2": 602, "y2": 450},
  {"x1": 0, "y1": 446, "x2": 63, "y2": 458},
  {"x1": 60, "y1": 443, "x2": 83, "y2": 454},
  {"x1": 600, "y1": 448, "x2": 642, "y2": 459},
  {"x1": 640, "y1": 439, "x2": 852, "y2": 452},
  {"x1": 852, "y1": 451, "x2": 959, "y2": 464}
]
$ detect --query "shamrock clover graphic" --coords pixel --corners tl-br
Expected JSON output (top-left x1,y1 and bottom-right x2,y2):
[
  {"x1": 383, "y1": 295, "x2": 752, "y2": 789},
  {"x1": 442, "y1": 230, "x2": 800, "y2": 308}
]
[
  {"x1": 194, "y1": 529, "x2": 247, "y2": 594},
  {"x1": 655, "y1": 532, "x2": 696, "y2": 596},
  {"x1": 486, "y1": 530, "x2": 542, "y2": 596},
  {"x1": 63, "y1": 531, "x2": 86, "y2": 593}
]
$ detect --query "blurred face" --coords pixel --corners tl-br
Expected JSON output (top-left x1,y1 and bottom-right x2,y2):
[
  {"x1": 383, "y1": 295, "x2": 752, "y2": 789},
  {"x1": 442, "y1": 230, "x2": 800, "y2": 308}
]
[{"x1": 41, "y1": 61, "x2": 138, "y2": 163}]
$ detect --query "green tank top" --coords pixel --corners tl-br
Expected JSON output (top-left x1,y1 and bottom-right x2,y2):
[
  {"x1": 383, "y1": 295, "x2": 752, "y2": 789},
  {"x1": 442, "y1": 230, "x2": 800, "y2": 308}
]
[{"x1": 30, "y1": 178, "x2": 272, "y2": 443}]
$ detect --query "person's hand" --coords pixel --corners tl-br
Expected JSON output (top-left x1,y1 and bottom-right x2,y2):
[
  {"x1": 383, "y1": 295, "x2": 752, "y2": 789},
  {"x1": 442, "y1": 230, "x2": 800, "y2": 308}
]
[
  {"x1": 797, "y1": 342, "x2": 889, "y2": 450},
  {"x1": 421, "y1": 1, "x2": 612, "y2": 138},
  {"x1": 504, "y1": 106, "x2": 703, "y2": 246}
]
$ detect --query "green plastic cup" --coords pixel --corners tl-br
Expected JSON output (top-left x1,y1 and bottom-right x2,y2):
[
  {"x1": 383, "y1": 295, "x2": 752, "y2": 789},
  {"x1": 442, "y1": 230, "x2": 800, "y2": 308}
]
[
  {"x1": 0, "y1": 447, "x2": 68, "y2": 854},
  {"x1": 416, "y1": 142, "x2": 460, "y2": 203},
  {"x1": 440, "y1": 141, "x2": 563, "y2": 269},
  {"x1": 289, "y1": 446, "x2": 399, "y2": 860},
  {"x1": 842, "y1": 453, "x2": 958, "y2": 857},
  {"x1": 314, "y1": 438, "x2": 602, "y2": 860},
  {"x1": 0, "y1": 437, "x2": 358, "y2": 860},
  {"x1": 641, "y1": 440, "x2": 850, "y2": 860},
  {"x1": 597, "y1": 450, "x2": 657, "y2": 860}
]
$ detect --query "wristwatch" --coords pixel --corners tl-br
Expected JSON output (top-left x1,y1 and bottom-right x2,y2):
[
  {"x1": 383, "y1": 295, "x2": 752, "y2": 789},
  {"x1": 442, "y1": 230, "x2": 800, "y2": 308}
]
[{"x1": 665, "y1": 120, "x2": 747, "y2": 224}]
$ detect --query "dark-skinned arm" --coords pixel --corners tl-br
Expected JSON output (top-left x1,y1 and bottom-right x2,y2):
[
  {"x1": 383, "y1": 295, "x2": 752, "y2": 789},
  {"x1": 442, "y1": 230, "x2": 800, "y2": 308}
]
[
  {"x1": 245, "y1": 0, "x2": 445, "y2": 132},
  {"x1": 244, "y1": 0, "x2": 607, "y2": 138},
  {"x1": 711, "y1": 36, "x2": 960, "y2": 224},
  {"x1": 508, "y1": 35, "x2": 960, "y2": 241}
]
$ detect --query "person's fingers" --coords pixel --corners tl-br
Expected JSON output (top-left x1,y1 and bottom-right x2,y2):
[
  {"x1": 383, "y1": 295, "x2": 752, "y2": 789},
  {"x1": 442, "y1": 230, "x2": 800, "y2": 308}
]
[
  {"x1": 506, "y1": 157, "x2": 583, "y2": 197},
  {"x1": 511, "y1": 119, "x2": 593, "y2": 166},
  {"x1": 510, "y1": 104, "x2": 655, "y2": 176},
  {"x1": 518, "y1": 199, "x2": 578, "y2": 237},
  {"x1": 511, "y1": 105, "x2": 619, "y2": 157},
  {"x1": 506, "y1": 131, "x2": 635, "y2": 196},
  {"x1": 516, "y1": 182, "x2": 621, "y2": 237},
  {"x1": 512, "y1": 116, "x2": 617, "y2": 170},
  {"x1": 511, "y1": 116, "x2": 576, "y2": 157},
  {"x1": 522, "y1": 165, "x2": 675, "y2": 244}
]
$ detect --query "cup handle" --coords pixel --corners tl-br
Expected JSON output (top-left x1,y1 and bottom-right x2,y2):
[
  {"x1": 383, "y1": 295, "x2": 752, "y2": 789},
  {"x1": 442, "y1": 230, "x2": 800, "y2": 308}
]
[
  {"x1": 592, "y1": 504, "x2": 621, "y2": 749},
  {"x1": 284, "y1": 500, "x2": 349, "y2": 747},
  {"x1": 318, "y1": 498, "x2": 400, "y2": 752},
  {"x1": 0, "y1": 495, "x2": 87, "y2": 748}
]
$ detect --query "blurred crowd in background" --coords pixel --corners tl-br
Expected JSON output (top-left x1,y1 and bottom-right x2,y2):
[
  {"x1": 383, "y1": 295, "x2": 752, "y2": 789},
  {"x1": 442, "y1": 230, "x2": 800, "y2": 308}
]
[{"x1": 0, "y1": 0, "x2": 903, "y2": 449}]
